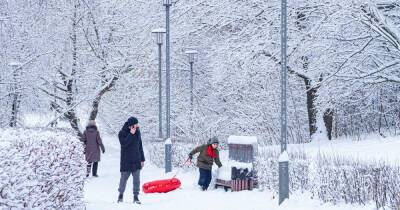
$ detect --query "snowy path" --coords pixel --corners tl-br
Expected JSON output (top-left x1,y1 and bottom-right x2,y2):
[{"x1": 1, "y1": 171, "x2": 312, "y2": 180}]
[{"x1": 84, "y1": 136, "x2": 373, "y2": 210}]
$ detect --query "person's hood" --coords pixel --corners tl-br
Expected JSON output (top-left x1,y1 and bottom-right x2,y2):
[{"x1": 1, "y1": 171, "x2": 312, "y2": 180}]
[{"x1": 122, "y1": 117, "x2": 139, "y2": 132}]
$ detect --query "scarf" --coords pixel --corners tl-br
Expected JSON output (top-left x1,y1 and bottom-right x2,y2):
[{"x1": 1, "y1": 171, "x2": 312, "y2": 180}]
[{"x1": 207, "y1": 145, "x2": 217, "y2": 158}]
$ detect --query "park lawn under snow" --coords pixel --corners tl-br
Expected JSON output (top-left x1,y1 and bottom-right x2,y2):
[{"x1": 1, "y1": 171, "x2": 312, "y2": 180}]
[
  {"x1": 283, "y1": 134, "x2": 400, "y2": 164},
  {"x1": 82, "y1": 135, "x2": 394, "y2": 210}
]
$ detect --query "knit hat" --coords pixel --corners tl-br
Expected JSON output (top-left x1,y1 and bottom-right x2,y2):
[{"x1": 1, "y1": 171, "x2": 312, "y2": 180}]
[
  {"x1": 126, "y1": 117, "x2": 139, "y2": 127},
  {"x1": 208, "y1": 136, "x2": 219, "y2": 144}
]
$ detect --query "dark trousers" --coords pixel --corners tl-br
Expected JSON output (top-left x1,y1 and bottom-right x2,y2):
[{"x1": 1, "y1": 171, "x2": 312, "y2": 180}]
[
  {"x1": 118, "y1": 170, "x2": 141, "y2": 196},
  {"x1": 87, "y1": 162, "x2": 98, "y2": 176},
  {"x1": 198, "y1": 168, "x2": 212, "y2": 190}
]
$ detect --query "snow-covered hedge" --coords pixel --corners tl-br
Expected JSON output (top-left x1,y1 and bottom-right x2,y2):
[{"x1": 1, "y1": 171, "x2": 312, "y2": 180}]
[
  {"x1": 0, "y1": 128, "x2": 86, "y2": 209},
  {"x1": 147, "y1": 142, "x2": 196, "y2": 168},
  {"x1": 256, "y1": 149, "x2": 400, "y2": 209}
]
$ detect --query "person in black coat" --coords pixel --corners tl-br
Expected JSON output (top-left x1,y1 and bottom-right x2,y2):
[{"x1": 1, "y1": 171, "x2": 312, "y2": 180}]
[
  {"x1": 117, "y1": 117, "x2": 145, "y2": 204},
  {"x1": 83, "y1": 120, "x2": 105, "y2": 177}
]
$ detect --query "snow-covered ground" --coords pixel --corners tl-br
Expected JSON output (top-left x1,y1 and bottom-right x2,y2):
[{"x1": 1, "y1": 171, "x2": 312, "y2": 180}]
[
  {"x1": 84, "y1": 136, "x2": 378, "y2": 210},
  {"x1": 286, "y1": 135, "x2": 400, "y2": 164}
]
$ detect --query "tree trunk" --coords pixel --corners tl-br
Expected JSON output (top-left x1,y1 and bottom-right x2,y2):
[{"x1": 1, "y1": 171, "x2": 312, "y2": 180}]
[
  {"x1": 65, "y1": 0, "x2": 83, "y2": 139},
  {"x1": 304, "y1": 78, "x2": 318, "y2": 137},
  {"x1": 9, "y1": 94, "x2": 20, "y2": 127},
  {"x1": 89, "y1": 96, "x2": 101, "y2": 121},
  {"x1": 9, "y1": 67, "x2": 21, "y2": 127},
  {"x1": 88, "y1": 75, "x2": 117, "y2": 121},
  {"x1": 323, "y1": 108, "x2": 334, "y2": 140}
]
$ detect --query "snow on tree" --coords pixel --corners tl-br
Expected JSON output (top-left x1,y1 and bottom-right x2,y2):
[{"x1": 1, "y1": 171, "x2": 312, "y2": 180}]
[{"x1": 0, "y1": 0, "x2": 399, "y2": 144}]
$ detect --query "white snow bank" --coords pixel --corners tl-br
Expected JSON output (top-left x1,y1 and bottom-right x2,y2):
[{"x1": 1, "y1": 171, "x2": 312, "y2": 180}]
[
  {"x1": 259, "y1": 134, "x2": 400, "y2": 164},
  {"x1": 295, "y1": 134, "x2": 400, "y2": 164},
  {"x1": 228, "y1": 135, "x2": 257, "y2": 145}
]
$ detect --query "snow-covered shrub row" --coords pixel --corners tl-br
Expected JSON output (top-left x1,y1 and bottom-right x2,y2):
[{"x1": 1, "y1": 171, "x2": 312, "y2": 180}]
[
  {"x1": 0, "y1": 128, "x2": 86, "y2": 209},
  {"x1": 146, "y1": 142, "x2": 197, "y2": 169},
  {"x1": 255, "y1": 149, "x2": 309, "y2": 194},
  {"x1": 314, "y1": 155, "x2": 400, "y2": 209},
  {"x1": 256, "y1": 148, "x2": 400, "y2": 209}
]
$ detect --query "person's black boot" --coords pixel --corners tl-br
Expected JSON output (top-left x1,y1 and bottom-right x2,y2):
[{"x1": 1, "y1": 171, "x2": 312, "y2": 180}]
[
  {"x1": 133, "y1": 195, "x2": 141, "y2": 204},
  {"x1": 92, "y1": 162, "x2": 98, "y2": 177},
  {"x1": 117, "y1": 194, "x2": 123, "y2": 203}
]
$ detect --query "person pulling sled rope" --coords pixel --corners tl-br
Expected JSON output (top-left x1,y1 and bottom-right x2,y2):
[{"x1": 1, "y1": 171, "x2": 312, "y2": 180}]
[{"x1": 188, "y1": 136, "x2": 223, "y2": 191}]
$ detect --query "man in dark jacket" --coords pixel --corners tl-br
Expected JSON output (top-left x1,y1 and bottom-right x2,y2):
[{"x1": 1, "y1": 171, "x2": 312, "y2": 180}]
[
  {"x1": 188, "y1": 136, "x2": 222, "y2": 191},
  {"x1": 117, "y1": 117, "x2": 145, "y2": 204}
]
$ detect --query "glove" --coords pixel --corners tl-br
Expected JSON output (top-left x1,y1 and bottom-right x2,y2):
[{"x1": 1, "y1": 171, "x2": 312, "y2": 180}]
[
  {"x1": 100, "y1": 144, "x2": 105, "y2": 154},
  {"x1": 188, "y1": 154, "x2": 193, "y2": 160}
]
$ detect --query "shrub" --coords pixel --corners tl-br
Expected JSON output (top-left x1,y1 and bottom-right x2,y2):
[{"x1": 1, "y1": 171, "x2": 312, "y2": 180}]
[
  {"x1": 146, "y1": 141, "x2": 196, "y2": 169},
  {"x1": 0, "y1": 128, "x2": 86, "y2": 209},
  {"x1": 255, "y1": 147, "x2": 400, "y2": 209}
]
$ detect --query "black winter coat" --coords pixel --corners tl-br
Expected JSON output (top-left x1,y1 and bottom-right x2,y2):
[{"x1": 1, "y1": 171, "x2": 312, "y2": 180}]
[{"x1": 118, "y1": 121, "x2": 145, "y2": 172}]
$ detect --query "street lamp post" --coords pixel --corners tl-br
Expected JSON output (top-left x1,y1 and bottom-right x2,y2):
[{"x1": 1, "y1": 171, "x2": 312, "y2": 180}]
[
  {"x1": 163, "y1": 0, "x2": 172, "y2": 139},
  {"x1": 185, "y1": 50, "x2": 198, "y2": 112},
  {"x1": 163, "y1": 0, "x2": 172, "y2": 173},
  {"x1": 279, "y1": 0, "x2": 289, "y2": 205},
  {"x1": 152, "y1": 28, "x2": 166, "y2": 139},
  {"x1": 185, "y1": 50, "x2": 198, "y2": 138}
]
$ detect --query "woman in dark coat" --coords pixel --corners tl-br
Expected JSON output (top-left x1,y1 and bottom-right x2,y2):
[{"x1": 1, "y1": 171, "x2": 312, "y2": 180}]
[
  {"x1": 83, "y1": 120, "x2": 105, "y2": 177},
  {"x1": 117, "y1": 117, "x2": 145, "y2": 204}
]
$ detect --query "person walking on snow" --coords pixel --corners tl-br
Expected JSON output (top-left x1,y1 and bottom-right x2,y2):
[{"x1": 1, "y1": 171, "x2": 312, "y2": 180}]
[
  {"x1": 117, "y1": 117, "x2": 145, "y2": 204},
  {"x1": 188, "y1": 136, "x2": 222, "y2": 191},
  {"x1": 83, "y1": 120, "x2": 105, "y2": 177}
]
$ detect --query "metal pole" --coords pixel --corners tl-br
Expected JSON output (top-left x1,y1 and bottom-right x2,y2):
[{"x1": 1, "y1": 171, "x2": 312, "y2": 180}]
[
  {"x1": 279, "y1": 0, "x2": 289, "y2": 205},
  {"x1": 165, "y1": 139, "x2": 172, "y2": 173},
  {"x1": 190, "y1": 62, "x2": 194, "y2": 111},
  {"x1": 190, "y1": 61, "x2": 194, "y2": 136},
  {"x1": 158, "y1": 43, "x2": 163, "y2": 139},
  {"x1": 280, "y1": 0, "x2": 287, "y2": 154},
  {"x1": 165, "y1": 2, "x2": 172, "y2": 173},
  {"x1": 165, "y1": 4, "x2": 171, "y2": 139}
]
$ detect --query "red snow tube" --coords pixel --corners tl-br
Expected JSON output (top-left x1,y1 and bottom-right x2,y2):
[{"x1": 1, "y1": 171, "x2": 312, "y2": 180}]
[{"x1": 142, "y1": 178, "x2": 181, "y2": 193}]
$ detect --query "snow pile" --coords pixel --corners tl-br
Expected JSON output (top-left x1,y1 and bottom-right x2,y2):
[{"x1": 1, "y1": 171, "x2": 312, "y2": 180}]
[
  {"x1": 217, "y1": 160, "x2": 253, "y2": 181},
  {"x1": 0, "y1": 128, "x2": 86, "y2": 209},
  {"x1": 164, "y1": 138, "x2": 172, "y2": 145},
  {"x1": 227, "y1": 135, "x2": 257, "y2": 145},
  {"x1": 278, "y1": 151, "x2": 289, "y2": 162},
  {"x1": 217, "y1": 165, "x2": 232, "y2": 181}
]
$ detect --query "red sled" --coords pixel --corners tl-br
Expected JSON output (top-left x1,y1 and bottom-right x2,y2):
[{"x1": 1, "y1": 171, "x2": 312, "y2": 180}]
[{"x1": 142, "y1": 178, "x2": 181, "y2": 193}]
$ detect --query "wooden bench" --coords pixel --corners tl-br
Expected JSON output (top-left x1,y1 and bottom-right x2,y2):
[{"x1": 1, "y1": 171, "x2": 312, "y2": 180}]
[{"x1": 215, "y1": 135, "x2": 257, "y2": 192}]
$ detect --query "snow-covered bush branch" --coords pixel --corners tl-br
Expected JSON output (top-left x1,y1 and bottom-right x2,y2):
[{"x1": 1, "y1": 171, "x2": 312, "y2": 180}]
[
  {"x1": 256, "y1": 148, "x2": 400, "y2": 209},
  {"x1": 0, "y1": 128, "x2": 86, "y2": 209},
  {"x1": 146, "y1": 141, "x2": 197, "y2": 169}
]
